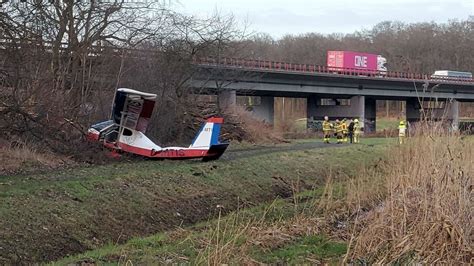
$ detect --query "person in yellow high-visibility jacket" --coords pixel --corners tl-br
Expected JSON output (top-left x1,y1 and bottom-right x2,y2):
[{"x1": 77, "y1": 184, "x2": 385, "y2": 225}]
[
  {"x1": 353, "y1": 119, "x2": 362, "y2": 143},
  {"x1": 398, "y1": 119, "x2": 407, "y2": 144},
  {"x1": 341, "y1": 118, "x2": 348, "y2": 143},
  {"x1": 334, "y1": 119, "x2": 343, "y2": 144},
  {"x1": 322, "y1": 116, "x2": 332, "y2": 143}
]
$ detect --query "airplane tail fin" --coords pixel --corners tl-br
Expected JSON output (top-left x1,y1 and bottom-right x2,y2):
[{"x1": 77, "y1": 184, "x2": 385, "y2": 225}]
[{"x1": 190, "y1": 117, "x2": 224, "y2": 149}]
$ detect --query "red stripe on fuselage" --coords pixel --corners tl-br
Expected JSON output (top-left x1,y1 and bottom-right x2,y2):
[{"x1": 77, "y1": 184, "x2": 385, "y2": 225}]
[
  {"x1": 151, "y1": 148, "x2": 209, "y2": 159},
  {"x1": 117, "y1": 142, "x2": 211, "y2": 159},
  {"x1": 206, "y1": 117, "x2": 224, "y2": 123}
]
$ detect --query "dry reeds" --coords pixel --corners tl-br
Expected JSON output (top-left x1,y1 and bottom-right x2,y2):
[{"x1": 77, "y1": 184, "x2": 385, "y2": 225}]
[
  {"x1": 223, "y1": 106, "x2": 285, "y2": 143},
  {"x1": 348, "y1": 121, "x2": 473, "y2": 264},
  {"x1": 0, "y1": 140, "x2": 65, "y2": 174},
  {"x1": 184, "y1": 119, "x2": 472, "y2": 264},
  {"x1": 194, "y1": 205, "x2": 334, "y2": 265},
  {"x1": 195, "y1": 206, "x2": 252, "y2": 265}
]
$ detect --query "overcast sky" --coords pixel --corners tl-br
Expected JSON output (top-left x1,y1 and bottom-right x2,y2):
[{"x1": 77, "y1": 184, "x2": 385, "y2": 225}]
[{"x1": 173, "y1": 0, "x2": 473, "y2": 38}]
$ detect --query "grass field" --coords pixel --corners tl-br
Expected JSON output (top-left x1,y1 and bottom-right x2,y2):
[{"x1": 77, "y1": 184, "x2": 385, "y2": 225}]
[
  {"x1": 53, "y1": 187, "x2": 350, "y2": 265},
  {"x1": 376, "y1": 117, "x2": 399, "y2": 131},
  {"x1": 0, "y1": 138, "x2": 392, "y2": 264},
  {"x1": 53, "y1": 134, "x2": 473, "y2": 265}
]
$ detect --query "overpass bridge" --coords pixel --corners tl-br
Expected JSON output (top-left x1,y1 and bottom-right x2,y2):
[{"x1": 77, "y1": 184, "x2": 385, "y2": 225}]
[
  {"x1": 2, "y1": 43, "x2": 473, "y2": 131},
  {"x1": 191, "y1": 58, "x2": 474, "y2": 131}
]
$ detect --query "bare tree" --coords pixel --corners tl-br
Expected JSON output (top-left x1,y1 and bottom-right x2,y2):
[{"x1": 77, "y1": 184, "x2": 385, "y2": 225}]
[{"x1": 0, "y1": 1, "x2": 251, "y2": 151}]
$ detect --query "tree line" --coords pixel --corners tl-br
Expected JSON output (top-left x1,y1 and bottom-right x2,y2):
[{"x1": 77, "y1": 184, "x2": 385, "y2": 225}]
[
  {"x1": 0, "y1": 1, "x2": 472, "y2": 156},
  {"x1": 240, "y1": 17, "x2": 474, "y2": 74},
  {"x1": 237, "y1": 18, "x2": 474, "y2": 119}
]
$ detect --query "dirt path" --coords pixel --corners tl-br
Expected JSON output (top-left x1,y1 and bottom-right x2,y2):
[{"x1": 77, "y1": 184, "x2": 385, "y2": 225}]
[{"x1": 223, "y1": 141, "x2": 345, "y2": 161}]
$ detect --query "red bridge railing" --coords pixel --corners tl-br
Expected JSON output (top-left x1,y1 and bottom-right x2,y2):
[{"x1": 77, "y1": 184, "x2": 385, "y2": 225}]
[{"x1": 193, "y1": 57, "x2": 474, "y2": 84}]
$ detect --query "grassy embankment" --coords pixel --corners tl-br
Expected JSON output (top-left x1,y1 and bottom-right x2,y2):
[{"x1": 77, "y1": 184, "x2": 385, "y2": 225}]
[
  {"x1": 56, "y1": 130, "x2": 473, "y2": 265},
  {"x1": 55, "y1": 192, "x2": 351, "y2": 265},
  {"x1": 0, "y1": 138, "x2": 391, "y2": 264},
  {"x1": 50, "y1": 138, "x2": 392, "y2": 265}
]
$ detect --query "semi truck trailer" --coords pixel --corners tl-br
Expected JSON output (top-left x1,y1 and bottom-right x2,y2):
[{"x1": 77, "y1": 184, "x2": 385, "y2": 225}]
[{"x1": 327, "y1": 51, "x2": 387, "y2": 73}]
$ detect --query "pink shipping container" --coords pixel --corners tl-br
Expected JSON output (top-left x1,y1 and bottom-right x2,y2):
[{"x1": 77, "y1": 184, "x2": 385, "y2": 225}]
[{"x1": 327, "y1": 51, "x2": 379, "y2": 72}]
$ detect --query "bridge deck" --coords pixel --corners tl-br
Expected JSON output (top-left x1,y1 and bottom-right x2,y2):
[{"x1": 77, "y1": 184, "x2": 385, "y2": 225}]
[
  {"x1": 193, "y1": 58, "x2": 474, "y2": 101},
  {"x1": 194, "y1": 57, "x2": 474, "y2": 85}
]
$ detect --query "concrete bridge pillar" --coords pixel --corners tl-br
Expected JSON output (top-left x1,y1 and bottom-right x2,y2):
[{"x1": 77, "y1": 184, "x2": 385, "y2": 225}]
[
  {"x1": 250, "y1": 96, "x2": 274, "y2": 124},
  {"x1": 307, "y1": 95, "x2": 376, "y2": 132},
  {"x1": 449, "y1": 99, "x2": 459, "y2": 130},
  {"x1": 435, "y1": 99, "x2": 460, "y2": 130},
  {"x1": 218, "y1": 89, "x2": 236, "y2": 111}
]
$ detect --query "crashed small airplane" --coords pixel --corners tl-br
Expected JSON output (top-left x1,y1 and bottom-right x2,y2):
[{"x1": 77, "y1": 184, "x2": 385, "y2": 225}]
[{"x1": 87, "y1": 88, "x2": 229, "y2": 161}]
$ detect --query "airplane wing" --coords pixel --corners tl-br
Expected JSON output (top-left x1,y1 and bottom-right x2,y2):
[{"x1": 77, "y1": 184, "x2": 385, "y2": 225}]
[{"x1": 111, "y1": 88, "x2": 157, "y2": 134}]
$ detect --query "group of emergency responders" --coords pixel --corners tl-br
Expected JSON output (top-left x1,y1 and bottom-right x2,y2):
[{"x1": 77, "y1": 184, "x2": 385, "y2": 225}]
[
  {"x1": 322, "y1": 116, "x2": 409, "y2": 144},
  {"x1": 322, "y1": 116, "x2": 361, "y2": 144}
]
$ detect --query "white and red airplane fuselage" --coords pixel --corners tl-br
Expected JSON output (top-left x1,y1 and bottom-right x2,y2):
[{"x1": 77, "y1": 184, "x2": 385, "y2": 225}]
[{"x1": 87, "y1": 88, "x2": 228, "y2": 161}]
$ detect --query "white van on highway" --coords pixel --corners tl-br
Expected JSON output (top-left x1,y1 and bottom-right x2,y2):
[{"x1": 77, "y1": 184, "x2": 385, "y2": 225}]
[{"x1": 431, "y1": 70, "x2": 473, "y2": 79}]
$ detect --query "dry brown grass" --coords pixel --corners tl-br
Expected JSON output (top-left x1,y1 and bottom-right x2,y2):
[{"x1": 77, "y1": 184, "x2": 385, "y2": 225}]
[
  {"x1": 191, "y1": 122, "x2": 473, "y2": 264},
  {"x1": 192, "y1": 171, "x2": 351, "y2": 265},
  {"x1": 348, "y1": 122, "x2": 473, "y2": 264},
  {"x1": 0, "y1": 140, "x2": 67, "y2": 174},
  {"x1": 194, "y1": 201, "x2": 339, "y2": 265},
  {"x1": 108, "y1": 119, "x2": 470, "y2": 265},
  {"x1": 223, "y1": 106, "x2": 285, "y2": 143},
  {"x1": 195, "y1": 206, "x2": 253, "y2": 265},
  {"x1": 275, "y1": 118, "x2": 299, "y2": 134}
]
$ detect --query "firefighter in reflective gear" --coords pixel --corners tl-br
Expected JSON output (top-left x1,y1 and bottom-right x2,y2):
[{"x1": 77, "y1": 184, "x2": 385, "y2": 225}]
[
  {"x1": 398, "y1": 119, "x2": 407, "y2": 144},
  {"x1": 335, "y1": 119, "x2": 343, "y2": 144},
  {"x1": 341, "y1": 118, "x2": 348, "y2": 143},
  {"x1": 353, "y1": 119, "x2": 361, "y2": 143},
  {"x1": 322, "y1": 116, "x2": 332, "y2": 143}
]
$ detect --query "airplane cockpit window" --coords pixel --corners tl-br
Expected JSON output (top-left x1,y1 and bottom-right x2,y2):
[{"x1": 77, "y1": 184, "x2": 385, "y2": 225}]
[
  {"x1": 123, "y1": 129, "x2": 133, "y2": 136},
  {"x1": 91, "y1": 120, "x2": 114, "y2": 131},
  {"x1": 104, "y1": 131, "x2": 118, "y2": 142}
]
